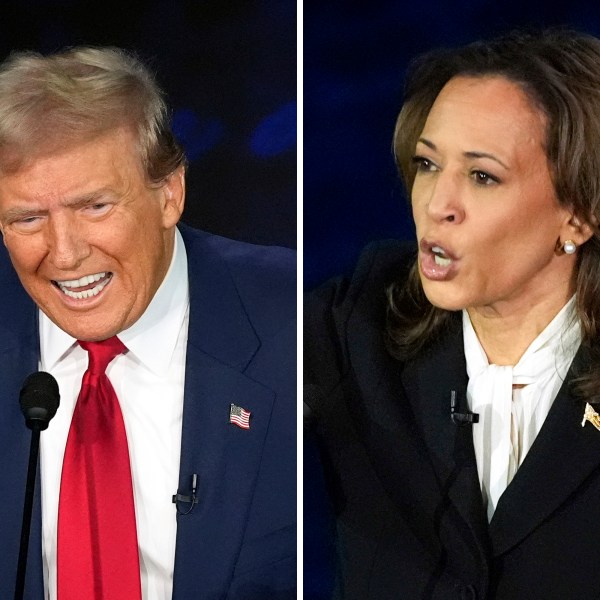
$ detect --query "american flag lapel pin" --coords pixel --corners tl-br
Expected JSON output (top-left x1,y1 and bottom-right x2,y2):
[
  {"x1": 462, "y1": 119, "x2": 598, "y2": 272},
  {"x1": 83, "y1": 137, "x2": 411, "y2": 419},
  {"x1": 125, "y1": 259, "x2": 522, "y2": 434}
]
[
  {"x1": 582, "y1": 402, "x2": 600, "y2": 431},
  {"x1": 230, "y1": 404, "x2": 251, "y2": 429}
]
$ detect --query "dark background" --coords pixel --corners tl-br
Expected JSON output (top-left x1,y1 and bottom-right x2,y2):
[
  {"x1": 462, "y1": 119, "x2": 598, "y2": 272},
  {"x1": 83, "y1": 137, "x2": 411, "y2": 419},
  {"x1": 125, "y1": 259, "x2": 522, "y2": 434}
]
[
  {"x1": 0, "y1": 0, "x2": 296, "y2": 249},
  {"x1": 304, "y1": 2, "x2": 600, "y2": 598}
]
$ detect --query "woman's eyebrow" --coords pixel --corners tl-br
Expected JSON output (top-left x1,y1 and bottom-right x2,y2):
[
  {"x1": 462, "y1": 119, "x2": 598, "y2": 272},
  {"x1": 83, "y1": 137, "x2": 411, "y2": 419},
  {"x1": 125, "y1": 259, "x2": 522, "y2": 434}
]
[
  {"x1": 417, "y1": 137, "x2": 436, "y2": 151},
  {"x1": 464, "y1": 151, "x2": 509, "y2": 170},
  {"x1": 417, "y1": 138, "x2": 509, "y2": 170}
]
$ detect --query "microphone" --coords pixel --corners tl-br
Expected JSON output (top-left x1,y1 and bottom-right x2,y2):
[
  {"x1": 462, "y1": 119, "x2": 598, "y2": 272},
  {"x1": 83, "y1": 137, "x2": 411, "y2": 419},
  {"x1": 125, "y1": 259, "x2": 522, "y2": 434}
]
[
  {"x1": 20, "y1": 371, "x2": 60, "y2": 431},
  {"x1": 450, "y1": 390, "x2": 479, "y2": 426},
  {"x1": 172, "y1": 473, "x2": 199, "y2": 515},
  {"x1": 15, "y1": 372, "x2": 60, "y2": 600}
]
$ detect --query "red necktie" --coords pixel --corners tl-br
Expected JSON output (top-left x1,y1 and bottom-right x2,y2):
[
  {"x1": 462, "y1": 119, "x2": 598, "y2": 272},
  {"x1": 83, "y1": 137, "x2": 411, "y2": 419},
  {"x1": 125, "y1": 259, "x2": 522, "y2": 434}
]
[{"x1": 57, "y1": 337, "x2": 142, "y2": 600}]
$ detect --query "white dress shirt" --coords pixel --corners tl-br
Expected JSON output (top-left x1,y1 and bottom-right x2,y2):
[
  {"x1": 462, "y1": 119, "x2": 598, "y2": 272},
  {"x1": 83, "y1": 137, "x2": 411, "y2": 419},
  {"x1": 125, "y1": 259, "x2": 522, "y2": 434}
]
[
  {"x1": 464, "y1": 297, "x2": 581, "y2": 521},
  {"x1": 39, "y1": 229, "x2": 189, "y2": 600}
]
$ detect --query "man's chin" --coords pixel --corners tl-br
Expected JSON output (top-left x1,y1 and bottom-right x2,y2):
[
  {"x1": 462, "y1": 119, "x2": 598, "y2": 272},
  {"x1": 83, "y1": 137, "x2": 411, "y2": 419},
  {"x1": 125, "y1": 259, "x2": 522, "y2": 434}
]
[{"x1": 45, "y1": 311, "x2": 123, "y2": 342}]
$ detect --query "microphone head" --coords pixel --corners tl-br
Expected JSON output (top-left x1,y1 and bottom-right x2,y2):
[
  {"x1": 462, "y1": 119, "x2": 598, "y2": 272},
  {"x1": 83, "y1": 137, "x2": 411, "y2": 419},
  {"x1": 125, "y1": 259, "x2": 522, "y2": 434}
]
[{"x1": 19, "y1": 371, "x2": 60, "y2": 431}]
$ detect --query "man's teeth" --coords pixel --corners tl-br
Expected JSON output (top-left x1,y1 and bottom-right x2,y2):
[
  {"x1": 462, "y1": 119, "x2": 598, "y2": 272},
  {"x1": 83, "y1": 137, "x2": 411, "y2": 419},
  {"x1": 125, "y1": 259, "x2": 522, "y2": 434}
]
[
  {"x1": 431, "y1": 246, "x2": 452, "y2": 267},
  {"x1": 56, "y1": 272, "x2": 110, "y2": 299},
  {"x1": 59, "y1": 272, "x2": 106, "y2": 288}
]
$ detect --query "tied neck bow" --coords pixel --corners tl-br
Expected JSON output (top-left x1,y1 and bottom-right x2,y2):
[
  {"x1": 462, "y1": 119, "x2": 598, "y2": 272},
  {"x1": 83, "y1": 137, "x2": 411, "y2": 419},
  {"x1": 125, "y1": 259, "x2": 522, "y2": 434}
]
[{"x1": 463, "y1": 298, "x2": 580, "y2": 521}]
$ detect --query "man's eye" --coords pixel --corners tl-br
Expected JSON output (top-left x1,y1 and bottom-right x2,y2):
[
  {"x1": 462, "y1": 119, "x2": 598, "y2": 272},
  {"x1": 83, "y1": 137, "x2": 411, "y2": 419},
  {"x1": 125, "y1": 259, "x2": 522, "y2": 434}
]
[
  {"x1": 85, "y1": 203, "x2": 111, "y2": 214},
  {"x1": 11, "y1": 216, "x2": 42, "y2": 230}
]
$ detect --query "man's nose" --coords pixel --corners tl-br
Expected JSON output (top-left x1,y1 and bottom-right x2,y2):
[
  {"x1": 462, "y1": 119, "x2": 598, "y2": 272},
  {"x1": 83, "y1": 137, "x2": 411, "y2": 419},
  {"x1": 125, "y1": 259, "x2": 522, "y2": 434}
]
[{"x1": 46, "y1": 218, "x2": 91, "y2": 270}]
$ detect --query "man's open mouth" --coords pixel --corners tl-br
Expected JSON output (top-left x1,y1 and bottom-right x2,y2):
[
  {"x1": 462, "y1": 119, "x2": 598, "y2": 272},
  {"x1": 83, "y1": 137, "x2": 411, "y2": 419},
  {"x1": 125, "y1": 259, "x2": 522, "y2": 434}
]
[{"x1": 52, "y1": 272, "x2": 113, "y2": 299}]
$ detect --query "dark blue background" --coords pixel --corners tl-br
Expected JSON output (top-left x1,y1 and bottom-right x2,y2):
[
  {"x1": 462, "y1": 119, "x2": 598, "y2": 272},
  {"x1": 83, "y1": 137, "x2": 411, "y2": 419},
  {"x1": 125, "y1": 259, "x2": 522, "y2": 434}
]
[
  {"x1": 304, "y1": 3, "x2": 600, "y2": 598},
  {"x1": 0, "y1": 0, "x2": 296, "y2": 248}
]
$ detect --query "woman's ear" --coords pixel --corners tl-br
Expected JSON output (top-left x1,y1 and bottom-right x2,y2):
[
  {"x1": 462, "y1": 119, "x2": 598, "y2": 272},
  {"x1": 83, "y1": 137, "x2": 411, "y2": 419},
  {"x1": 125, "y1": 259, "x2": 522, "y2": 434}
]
[{"x1": 563, "y1": 214, "x2": 594, "y2": 246}]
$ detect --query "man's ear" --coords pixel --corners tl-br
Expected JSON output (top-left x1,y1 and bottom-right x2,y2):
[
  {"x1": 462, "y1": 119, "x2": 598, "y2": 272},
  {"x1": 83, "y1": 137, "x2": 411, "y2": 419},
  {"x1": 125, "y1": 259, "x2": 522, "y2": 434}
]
[{"x1": 160, "y1": 166, "x2": 186, "y2": 229}]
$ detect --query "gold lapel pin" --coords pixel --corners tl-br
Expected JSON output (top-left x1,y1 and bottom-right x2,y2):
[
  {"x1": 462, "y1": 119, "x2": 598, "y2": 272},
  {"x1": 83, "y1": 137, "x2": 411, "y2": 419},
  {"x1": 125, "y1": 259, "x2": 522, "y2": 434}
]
[{"x1": 581, "y1": 402, "x2": 600, "y2": 431}]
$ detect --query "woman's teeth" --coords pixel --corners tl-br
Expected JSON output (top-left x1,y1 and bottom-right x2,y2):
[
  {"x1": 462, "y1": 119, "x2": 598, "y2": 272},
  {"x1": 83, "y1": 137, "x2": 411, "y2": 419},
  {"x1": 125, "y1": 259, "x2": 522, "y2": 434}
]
[{"x1": 432, "y1": 246, "x2": 452, "y2": 267}]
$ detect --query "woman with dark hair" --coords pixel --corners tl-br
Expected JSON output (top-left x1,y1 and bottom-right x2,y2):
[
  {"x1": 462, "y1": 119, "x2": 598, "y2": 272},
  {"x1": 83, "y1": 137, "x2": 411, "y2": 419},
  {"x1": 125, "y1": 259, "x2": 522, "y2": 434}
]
[{"x1": 305, "y1": 29, "x2": 600, "y2": 599}]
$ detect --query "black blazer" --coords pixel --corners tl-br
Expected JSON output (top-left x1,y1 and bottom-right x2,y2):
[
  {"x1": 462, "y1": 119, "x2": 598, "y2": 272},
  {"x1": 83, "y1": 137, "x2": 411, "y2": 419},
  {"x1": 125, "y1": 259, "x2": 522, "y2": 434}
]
[{"x1": 305, "y1": 241, "x2": 600, "y2": 600}]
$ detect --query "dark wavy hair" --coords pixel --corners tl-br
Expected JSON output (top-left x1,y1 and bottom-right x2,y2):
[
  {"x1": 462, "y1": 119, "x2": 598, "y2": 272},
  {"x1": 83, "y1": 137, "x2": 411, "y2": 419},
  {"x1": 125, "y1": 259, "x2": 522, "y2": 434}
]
[{"x1": 386, "y1": 28, "x2": 600, "y2": 401}]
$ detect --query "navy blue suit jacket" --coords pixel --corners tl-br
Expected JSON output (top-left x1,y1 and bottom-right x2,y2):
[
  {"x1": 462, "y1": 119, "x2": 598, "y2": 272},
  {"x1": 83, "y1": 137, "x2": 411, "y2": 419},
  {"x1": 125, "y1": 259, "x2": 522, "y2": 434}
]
[{"x1": 0, "y1": 223, "x2": 296, "y2": 599}]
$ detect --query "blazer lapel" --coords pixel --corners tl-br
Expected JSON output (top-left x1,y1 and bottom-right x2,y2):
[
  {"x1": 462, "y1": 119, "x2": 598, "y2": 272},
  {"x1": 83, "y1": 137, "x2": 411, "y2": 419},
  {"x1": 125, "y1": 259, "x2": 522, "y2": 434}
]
[
  {"x1": 172, "y1": 228, "x2": 276, "y2": 598},
  {"x1": 401, "y1": 317, "x2": 490, "y2": 574},
  {"x1": 489, "y1": 347, "x2": 600, "y2": 556},
  {"x1": 345, "y1": 303, "x2": 489, "y2": 587}
]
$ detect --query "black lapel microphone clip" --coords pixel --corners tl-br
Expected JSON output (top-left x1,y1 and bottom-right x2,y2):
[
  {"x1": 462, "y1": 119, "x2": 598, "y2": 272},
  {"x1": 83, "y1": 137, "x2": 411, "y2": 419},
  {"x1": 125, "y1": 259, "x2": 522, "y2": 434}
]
[
  {"x1": 450, "y1": 390, "x2": 479, "y2": 426},
  {"x1": 173, "y1": 473, "x2": 199, "y2": 515}
]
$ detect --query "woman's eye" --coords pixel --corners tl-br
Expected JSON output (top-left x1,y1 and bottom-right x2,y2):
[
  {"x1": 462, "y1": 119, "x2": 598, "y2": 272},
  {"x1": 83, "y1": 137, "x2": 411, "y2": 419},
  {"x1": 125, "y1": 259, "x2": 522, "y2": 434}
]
[
  {"x1": 471, "y1": 170, "x2": 499, "y2": 186},
  {"x1": 411, "y1": 156, "x2": 438, "y2": 172}
]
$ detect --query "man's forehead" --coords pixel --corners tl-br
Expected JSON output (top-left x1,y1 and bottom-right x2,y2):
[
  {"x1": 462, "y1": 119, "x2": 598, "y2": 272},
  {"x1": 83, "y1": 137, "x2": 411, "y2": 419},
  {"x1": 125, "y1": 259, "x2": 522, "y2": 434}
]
[{"x1": 0, "y1": 124, "x2": 142, "y2": 177}]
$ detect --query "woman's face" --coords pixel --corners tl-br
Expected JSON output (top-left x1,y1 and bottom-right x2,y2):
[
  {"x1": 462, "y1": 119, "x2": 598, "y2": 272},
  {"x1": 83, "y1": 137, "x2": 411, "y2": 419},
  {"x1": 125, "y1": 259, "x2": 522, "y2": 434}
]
[{"x1": 412, "y1": 75, "x2": 581, "y2": 317}]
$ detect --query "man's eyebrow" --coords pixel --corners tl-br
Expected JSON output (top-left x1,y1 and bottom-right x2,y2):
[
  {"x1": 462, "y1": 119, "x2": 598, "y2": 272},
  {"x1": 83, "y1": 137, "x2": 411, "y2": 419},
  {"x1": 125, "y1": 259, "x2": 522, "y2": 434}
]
[
  {"x1": 62, "y1": 189, "x2": 115, "y2": 208},
  {"x1": 417, "y1": 138, "x2": 509, "y2": 170},
  {"x1": 1, "y1": 206, "x2": 47, "y2": 221},
  {"x1": 1, "y1": 189, "x2": 116, "y2": 221}
]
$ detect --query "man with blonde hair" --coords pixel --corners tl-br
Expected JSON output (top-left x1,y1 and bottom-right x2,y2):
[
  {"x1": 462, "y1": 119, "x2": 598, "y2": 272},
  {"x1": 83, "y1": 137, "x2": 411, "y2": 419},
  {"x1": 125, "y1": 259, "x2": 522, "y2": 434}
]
[{"x1": 0, "y1": 46, "x2": 296, "y2": 600}]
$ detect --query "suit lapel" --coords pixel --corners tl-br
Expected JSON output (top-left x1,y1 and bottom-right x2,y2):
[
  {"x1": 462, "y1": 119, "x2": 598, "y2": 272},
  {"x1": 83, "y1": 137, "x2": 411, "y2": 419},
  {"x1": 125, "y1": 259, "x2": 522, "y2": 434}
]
[
  {"x1": 489, "y1": 347, "x2": 600, "y2": 556},
  {"x1": 172, "y1": 228, "x2": 276, "y2": 598},
  {"x1": 172, "y1": 346, "x2": 275, "y2": 598}
]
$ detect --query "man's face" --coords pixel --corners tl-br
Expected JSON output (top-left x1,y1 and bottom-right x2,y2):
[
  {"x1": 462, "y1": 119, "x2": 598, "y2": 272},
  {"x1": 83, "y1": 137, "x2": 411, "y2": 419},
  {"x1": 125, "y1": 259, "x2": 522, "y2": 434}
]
[{"x1": 0, "y1": 127, "x2": 185, "y2": 341}]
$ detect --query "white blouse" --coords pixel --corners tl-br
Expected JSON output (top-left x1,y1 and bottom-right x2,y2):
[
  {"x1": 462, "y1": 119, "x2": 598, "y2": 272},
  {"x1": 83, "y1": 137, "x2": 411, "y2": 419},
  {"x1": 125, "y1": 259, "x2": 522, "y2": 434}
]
[{"x1": 463, "y1": 297, "x2": 581, "y2": 521}]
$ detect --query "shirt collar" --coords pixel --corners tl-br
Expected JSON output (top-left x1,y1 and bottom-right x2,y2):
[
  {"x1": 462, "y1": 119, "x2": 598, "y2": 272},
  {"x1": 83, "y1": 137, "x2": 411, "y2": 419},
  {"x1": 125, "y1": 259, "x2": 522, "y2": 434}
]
[{"x1": 40, "y1": 227, "x2": 189, "y2": 376}]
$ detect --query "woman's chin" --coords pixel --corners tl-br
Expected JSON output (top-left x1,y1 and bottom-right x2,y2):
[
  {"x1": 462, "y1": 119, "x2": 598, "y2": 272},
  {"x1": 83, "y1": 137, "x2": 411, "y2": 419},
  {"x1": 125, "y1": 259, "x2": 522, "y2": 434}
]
[{"x1": 421, "y1": 281, "x2": 467, "y2": 312}]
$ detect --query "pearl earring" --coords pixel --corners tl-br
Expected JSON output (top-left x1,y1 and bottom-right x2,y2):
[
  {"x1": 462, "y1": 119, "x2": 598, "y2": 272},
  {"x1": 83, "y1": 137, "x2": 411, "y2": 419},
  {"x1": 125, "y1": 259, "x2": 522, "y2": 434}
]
[{"x1": 563, "y1": 240, "x2": 577, "y2": 254}]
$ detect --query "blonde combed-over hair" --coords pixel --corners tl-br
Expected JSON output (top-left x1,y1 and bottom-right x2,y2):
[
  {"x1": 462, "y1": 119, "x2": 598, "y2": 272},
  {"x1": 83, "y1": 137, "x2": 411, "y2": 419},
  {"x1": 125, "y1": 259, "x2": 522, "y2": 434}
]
[{"x1": 0, "y1": 46, "x2": 185, "y2": 181}]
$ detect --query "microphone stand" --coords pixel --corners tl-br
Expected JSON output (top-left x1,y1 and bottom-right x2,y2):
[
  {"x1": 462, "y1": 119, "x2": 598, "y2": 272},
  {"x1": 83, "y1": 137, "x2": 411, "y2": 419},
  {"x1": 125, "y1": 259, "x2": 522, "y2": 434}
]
[
  {"x1": 14, "y1": 423, "x2": 41, "y2": 600},
  {"x1": 14, "y1": 371, "x2": 60, "y2": 599}
]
